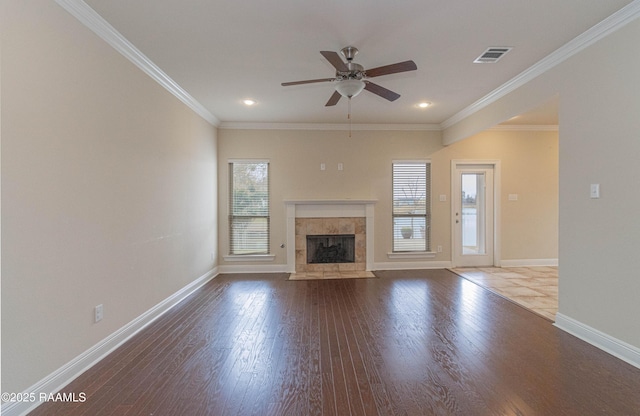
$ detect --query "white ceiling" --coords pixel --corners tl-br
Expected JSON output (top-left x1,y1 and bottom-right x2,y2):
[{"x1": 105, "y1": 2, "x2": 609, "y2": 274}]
[{"x1": 83, "y1": 0, "x2": 633, "y2": 127}]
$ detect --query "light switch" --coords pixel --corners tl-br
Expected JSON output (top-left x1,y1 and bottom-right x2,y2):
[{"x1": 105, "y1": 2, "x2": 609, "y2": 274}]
[
  {"x1": 320, "y1": 163, "x2": 326, "y2": 171},
  {"x1": 508, "y1": 194, "x2": 518, "y2": 201},
  {"x1": 590, "y1": 183, "x2": 600, "y2": 199},
  {"x1": 338, "y1": 163, "x2": 343, "y2": 171},
  {"x1": 439, "y1": 195, "x2": 447, "y2": 202}
]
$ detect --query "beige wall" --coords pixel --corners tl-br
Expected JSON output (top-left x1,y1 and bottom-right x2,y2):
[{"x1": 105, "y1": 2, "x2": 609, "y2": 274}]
[
  {"x1": 217, "y1": 129, "x2": 444, "y2": 265},
  {"x1": 436, "y1": 129, "x2": 559, "y2": 261},
  {"x1": 557, "y1": 19, "x2": 640, "y2": 348},
  {"x1": 1, "y1": 0, "x2": 218, "y2": 394},
  {"x1": 443, "y1": 17, "x2": 640, "y2": 349},
  {"x1": 218, "y1": 128, "x2": 558, "y2": 266}
]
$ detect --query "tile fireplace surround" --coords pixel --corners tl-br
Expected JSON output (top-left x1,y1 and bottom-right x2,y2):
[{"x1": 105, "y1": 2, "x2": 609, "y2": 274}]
[
  {"x1": 296, "y1": 217, "x2": 364, "y2": 272},
  {"x1": 285, "y1": 200, "x2": 376, "y2": 273}
]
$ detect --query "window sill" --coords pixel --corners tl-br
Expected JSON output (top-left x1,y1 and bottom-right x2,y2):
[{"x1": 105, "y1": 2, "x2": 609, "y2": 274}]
[
  {"x1": 223, "y1": 254, "x2": 276, "y2": 262},
  {"x1": 387, "y1": 251, "x2": 436, "y2": 260}
]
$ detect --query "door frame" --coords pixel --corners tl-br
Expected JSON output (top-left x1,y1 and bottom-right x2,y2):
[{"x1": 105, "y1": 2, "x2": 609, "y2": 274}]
[{"x1": 450, "y1": 160, "x2": 501, "y2": 268}]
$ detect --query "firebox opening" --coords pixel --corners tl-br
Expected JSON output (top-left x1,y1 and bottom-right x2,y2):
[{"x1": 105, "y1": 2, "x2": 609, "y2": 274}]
[{"x1": 307, "y1": 234, "x2": 355, "y2": 264}]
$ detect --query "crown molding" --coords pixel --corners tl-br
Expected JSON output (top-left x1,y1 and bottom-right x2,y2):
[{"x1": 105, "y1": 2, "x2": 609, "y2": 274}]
[
  {"x1": 53, "y1": 0, "x2": 220, "y2": 127},
  {"x1": 218, "y1": 122, "x2": 441, "y2": 131},
  {"x1": 55, "y1": 0, "x2": 640, "y2": 132},
  {"x1": 441, "y1": 0, "x2": 640, "y2": 130},
  {"x1": 220, "y1": 122, "x2": 556, "y2": 132},
  {"x1": 490, "y1": 125, "x2": 558, "y2": 132}
]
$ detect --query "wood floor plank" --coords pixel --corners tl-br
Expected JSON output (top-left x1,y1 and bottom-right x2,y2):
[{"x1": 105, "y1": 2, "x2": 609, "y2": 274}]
[
  {"x1": 328, "y1": 282, "x2": 360, "y2": 415},
  {"x1": 335, "y1": 282, "x2": 378, "y2": 415},
  {"x1": 318, "y1": 280, "x2": 339, "y2": 416},
  {"x1": 29, "y1": 271, "x2": 640, "y2": 416},
  {"x1": 343, "y1": 280, "x2": 401, "y2": 416}
]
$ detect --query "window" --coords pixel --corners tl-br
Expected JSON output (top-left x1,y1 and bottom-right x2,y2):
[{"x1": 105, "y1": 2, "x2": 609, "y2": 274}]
[
  {"x1": 392, "y1": 161, "x2": 430, "y2": 252},
  {"x1": 229, "y1": 160, "x2": 269, "y2": 255}
]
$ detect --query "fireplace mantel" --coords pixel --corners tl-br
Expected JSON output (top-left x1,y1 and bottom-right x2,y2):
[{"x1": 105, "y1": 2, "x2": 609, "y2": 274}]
[{"x1": 285, "y1": 199, "x2": 376, "y2": 272}]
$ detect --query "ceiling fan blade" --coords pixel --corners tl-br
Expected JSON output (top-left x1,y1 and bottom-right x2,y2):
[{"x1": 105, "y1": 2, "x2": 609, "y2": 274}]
[
  {"x1": 281, "y1": 78, "x2": 335, "y2": 86},
  {"x1": 364, "y1": 81, "x2": 401, "y2": 102},
  {"x1": 365, "y1": 60, "x2": 417, "y2": 78},
  {"x1": 320, "y1": 51, "x2": 349, "y2": 72},
  {"x1": 325, "y1": 90, "x2": 341, "y2": 107}
]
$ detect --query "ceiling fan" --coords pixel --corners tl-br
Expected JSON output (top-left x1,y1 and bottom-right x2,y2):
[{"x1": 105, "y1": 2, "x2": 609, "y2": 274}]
[{"x1": 281, "y1": 46, "x2": 417, "y2": 106}]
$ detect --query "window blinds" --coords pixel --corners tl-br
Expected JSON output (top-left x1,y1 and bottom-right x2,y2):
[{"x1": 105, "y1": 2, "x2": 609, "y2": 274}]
[
  {"x1": 392, "y1": 162, "x2": 430, "y2": 252},
  {"x1": 229, "y1": 161, "x2": 270, "y2": 255}
]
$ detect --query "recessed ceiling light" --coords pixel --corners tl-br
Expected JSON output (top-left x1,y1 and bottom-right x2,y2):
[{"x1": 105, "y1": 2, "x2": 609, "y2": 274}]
[
  {"x1": 243, "y1": 99, "x2": 257, "y2": 106},
  {"x1": 417, "y1": 102, "x2": 431, "y2": 108}
]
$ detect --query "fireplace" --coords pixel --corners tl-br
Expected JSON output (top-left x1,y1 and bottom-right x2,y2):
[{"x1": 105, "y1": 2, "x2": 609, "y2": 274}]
[
  {"x1": 307, "y1": 234, "x2": 355, "y2": 264},
  {"x1": 293, "y1": 217, "x2": 365, "y2": 272},
  {"x1": 285, "y1": 199, "x2": 376, "y2": 273}
]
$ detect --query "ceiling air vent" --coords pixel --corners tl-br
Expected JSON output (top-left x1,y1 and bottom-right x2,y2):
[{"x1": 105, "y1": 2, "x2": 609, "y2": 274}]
[{"x1": 474, "y1": 47, "x2": 512, "y2": 63}]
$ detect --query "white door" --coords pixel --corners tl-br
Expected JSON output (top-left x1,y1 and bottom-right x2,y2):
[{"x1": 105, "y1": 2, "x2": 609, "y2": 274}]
[{"x1": 453, "y1": 164, "x2": 495, "y2": 267}]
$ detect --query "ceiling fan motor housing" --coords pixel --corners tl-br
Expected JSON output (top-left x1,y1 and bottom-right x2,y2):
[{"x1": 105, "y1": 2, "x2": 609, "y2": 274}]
[
  {"x1": 339, "y1": 62, "x2": 364, "y2": 80},
  {"x1": 338, "y1": 47, "x2": 364, "y2": 80}
]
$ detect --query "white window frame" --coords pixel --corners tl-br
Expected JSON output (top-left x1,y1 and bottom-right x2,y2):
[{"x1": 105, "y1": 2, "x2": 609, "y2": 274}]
[
  {"x1": 390, "y1": 160, "x2": 434, "y2": 257},
  {"x1": 225, "y1": 159, "x2": 274, "y2": 261}
]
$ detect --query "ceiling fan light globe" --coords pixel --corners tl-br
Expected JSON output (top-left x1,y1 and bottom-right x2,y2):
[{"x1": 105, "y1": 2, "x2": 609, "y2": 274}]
[{"x1": 335, "y1": 79, "x2": 365, "y2": 98}]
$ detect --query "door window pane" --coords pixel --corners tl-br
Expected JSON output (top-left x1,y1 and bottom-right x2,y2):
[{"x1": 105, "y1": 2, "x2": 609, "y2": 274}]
[{"x1": 461, "y1": 173, "x2": 485, "y2": 255}]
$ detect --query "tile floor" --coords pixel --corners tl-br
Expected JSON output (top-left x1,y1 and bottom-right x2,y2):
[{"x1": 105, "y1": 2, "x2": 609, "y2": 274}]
[{"x1": 450, "y1": 266, "x2": 558, "y2": 321}]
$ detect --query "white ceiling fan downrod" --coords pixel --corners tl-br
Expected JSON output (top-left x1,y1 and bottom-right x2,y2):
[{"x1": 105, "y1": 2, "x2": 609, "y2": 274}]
[{"x1": 348, "y1": 97, "x2": 352, "y2": 138}]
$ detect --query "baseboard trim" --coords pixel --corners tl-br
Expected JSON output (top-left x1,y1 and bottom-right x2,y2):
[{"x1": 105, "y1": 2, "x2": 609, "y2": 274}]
[
  {"x1": 1, "y1": 267, "x2": 219, "y2": 416},
  {"x1": 374, "y1": 261, "x2": 453, "y2": 271},
  {"x1": 218, "y1": 264, "x2": 289, "y2": 274},
  {"x1": 554, "y1": 313, "x2": 640, "y2": 370},
  {"x1": 218, "y1": 261, "x2": 455, "y2": 274},
  {"x1": 500, "y1": 258, "x2": 558, "y2": 267}
]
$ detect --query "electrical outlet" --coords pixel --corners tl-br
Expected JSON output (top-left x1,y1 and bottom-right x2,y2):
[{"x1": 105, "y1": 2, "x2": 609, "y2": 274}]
[
  {"x1": 437, "y1": 245, "x2": 443, "y2": 253},
  {"x1": 95, "y1": 304, "x2": 104, "y2": 323}
]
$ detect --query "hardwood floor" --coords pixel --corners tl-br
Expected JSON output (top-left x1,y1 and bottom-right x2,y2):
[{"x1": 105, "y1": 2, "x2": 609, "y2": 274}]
[{"x1": 31, "y1": 270, "x2": 640, "y2": 415}]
